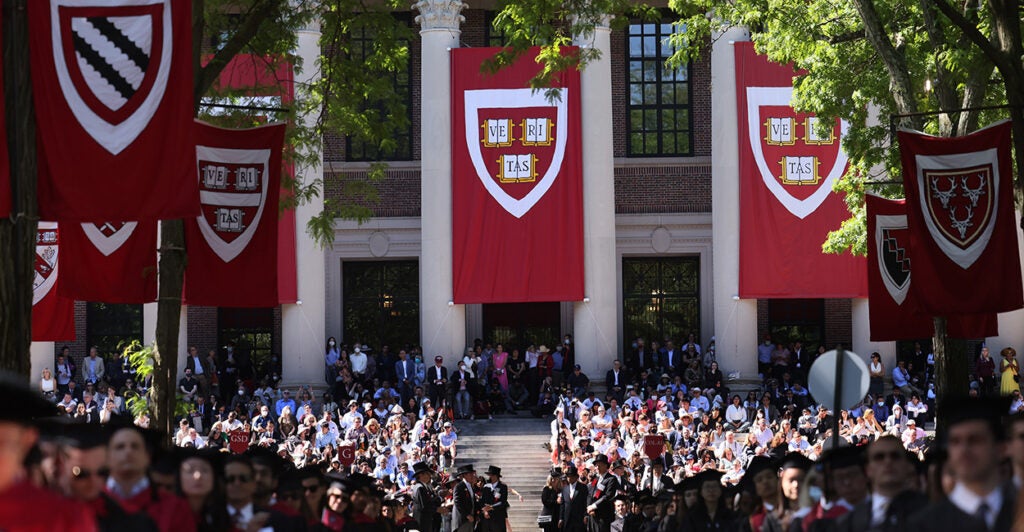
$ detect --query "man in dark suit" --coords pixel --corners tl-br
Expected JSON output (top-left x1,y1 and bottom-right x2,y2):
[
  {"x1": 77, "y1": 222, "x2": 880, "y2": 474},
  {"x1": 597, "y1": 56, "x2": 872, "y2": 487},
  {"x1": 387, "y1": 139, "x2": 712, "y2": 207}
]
[
  {"x1": 185, "y1": 345, "x2": 211, "y2": 397},
  {"x1": 395, "y1": 350, "x2": 418, "y2": 404},
  {"x1": 605, "y1": 360, "x2": 628, "y2": 403},
  {"x1": 908, "y1": 397, "x2": 1016, "y2": 532},
  {"x1": 481, "y1": 465, "x2": 508, "y2": 532},
  {"x1": 587, "y1": 454, "x2": 620, "y2": 532},
  {"x1": 452, "y1": 463, "x2": 477, "y2": 532},
  {"x1": 561, "y1": 467, "x2": 589, "y2": 532},
  {"x1": 410, "y1": 462, "x2": 441, "y2": 532},
  {"x1": 427, "y1": 356, "x2": 448, "y2": 406},
  {"x1": 662, "y1": 341, "x2": 680, "y2": 377}
]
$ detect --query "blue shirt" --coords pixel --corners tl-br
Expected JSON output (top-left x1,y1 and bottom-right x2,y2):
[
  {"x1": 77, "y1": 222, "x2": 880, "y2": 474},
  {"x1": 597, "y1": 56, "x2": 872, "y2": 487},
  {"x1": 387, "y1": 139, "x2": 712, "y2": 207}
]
[
  {"x1": 892, "y1": 367, "x2": 910, "y2": 388},
  {"x1": 275, "y1": 397, "x2": 296, "y2": 417}
]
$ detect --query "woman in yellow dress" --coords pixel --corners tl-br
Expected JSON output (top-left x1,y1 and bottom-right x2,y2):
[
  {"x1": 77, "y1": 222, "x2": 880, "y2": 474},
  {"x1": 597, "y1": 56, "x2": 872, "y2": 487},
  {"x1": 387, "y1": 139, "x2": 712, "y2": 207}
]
[{"x1": 1000, "y1": 347, "x2": 1020, "y2": 395}]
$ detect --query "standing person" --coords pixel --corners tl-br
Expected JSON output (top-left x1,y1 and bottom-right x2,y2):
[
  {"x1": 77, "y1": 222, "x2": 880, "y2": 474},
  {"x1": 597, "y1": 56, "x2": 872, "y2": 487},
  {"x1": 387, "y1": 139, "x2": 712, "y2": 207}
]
[
  {"x1": 909, "y1": 397, "x2": 1017, "y2": 532},
  {"x1": 975, "y1": 346, "x2": 997, "y2": 397},
  {"x1": 0, "y1": 375, "x2": 97, "y2": 531},
  {"x1": 587, "y1": 454, "x2": 620, "y2": 532},
  {"x1": 685, "y1": 470, "x2": 737, "y2": 531},
  {"x1": 868, "y1": 353, "x2": 885, "y2": 398},
  {"x1": 452, "y1": 464, "x2": 478, "y2": 532},
  {"x1": 395, "y1": 350, "x2": 417, "y2": 404},
  {"x1": 56, "y1": 350, "x2": 75, "y2": 394},
  {"x1": 746, "y1": 456, "x2": 781, "y2": 532},
  {"x1": 186, "y1": 346, "x2": 211, "y2": 398},
  {"x1": 324, "y1": 337, "x2": 341, "y2": 386},
  {"x1": 411, "y1": 462, "x2": 442, "y2": 532},
  {"x1": 493, "y1": 344, "x2": 510, "y2": 393},
  {"x1": 480, "y1": 465, "x2": 508, "y2": 532},
  {"x1": 427, "y1": 356, "x2": 449, "y2": 406},
  {"x1": 561, "y1": 466, "x2": 589, "y2": 532},
  {"x1": 452, "y1": 361, "x2": 474, "y2": 420},
  {"x1": 82, "y1": 347, "x2": 106, "y2": 386},
  {"x1": 1001, "y1": 347, "x2": 1020, "y2": 396},
  {"x1": 104, "y1": 424, "x2": 197, "y2": 532},
  {"x1": 539, "y1": 469, "x2": 562, "y2": 532}
]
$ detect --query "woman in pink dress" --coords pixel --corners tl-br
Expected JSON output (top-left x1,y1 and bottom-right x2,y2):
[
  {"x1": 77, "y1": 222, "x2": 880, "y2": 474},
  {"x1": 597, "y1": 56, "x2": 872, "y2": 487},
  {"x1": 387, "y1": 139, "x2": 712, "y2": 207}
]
[{"x1": 492, "y1": 343, "x2": 509, "y2": 392}]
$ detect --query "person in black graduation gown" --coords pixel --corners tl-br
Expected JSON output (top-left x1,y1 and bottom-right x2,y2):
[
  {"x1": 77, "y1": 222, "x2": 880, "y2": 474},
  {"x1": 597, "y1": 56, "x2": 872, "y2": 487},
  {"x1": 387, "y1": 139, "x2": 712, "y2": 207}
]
[
  {"x1": 832, "y1": 436, "x2": 926, "y2": 532},
  {"x1": 410, "y1": 461, "x2": 442, "y2": 532},
  {"x1": 588, "y1": 454, "x2": 620, "y2": 532},
  {"x1": 908, "y1": 396, "x2": 1017, "y2": 532},
  {"x1": 684, "y1": 470, "x2": 738, "y2": 531},
  {"x1": 562, "y1": 466, "x2": 590, "y2": 532}
]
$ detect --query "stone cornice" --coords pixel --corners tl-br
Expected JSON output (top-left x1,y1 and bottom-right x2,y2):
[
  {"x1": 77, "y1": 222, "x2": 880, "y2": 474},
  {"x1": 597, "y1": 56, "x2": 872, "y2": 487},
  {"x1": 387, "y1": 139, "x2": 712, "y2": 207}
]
[{"x1": 413, "y1": 0, "x2": 466, "y2": 32}]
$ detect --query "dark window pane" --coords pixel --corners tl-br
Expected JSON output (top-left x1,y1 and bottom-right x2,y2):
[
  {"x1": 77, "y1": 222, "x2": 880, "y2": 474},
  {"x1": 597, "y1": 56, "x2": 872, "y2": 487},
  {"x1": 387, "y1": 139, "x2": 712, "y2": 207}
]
[
  {"x1": 219, "y1": 307, "x2": 277, "y2": 378},
  {"x1": 622, "y1": 257, "x2": 701, "y2": 352},
  {"x1": 343, "y1": 261, "x2": 420, "y2": 350},
  {"x1": 87, "y1": 303, "x2": 143, "y2": 358},
  {"x1": 625, "y1": 15, "x2": 692, "y2": 157}
]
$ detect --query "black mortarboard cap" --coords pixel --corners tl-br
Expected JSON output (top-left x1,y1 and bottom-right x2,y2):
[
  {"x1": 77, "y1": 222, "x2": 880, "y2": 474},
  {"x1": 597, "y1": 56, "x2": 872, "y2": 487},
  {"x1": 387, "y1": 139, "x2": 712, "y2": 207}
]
[
  {"x1": 745, "y1": 456, "x2": 777, "y2": 479},
  {"x1": 940, "y1": 395, "x2": 1011, "y2": 440},
  {"x1": 820, "y1": 444, "x2": 865, "y2": 471},
  {"x1": 779, "y1": 452, "x2": 813, "y2": 472},
  {"x1": 693, "y1": 469, "x2": 724, "y2": 487}
]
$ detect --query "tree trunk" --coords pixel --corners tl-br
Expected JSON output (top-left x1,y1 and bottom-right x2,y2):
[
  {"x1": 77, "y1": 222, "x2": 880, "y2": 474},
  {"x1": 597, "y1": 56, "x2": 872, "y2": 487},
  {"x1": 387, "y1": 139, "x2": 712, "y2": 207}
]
[
  {"x1": 0, "y1": 0, "x2": 37, "y2": 378},
  {"x1": 152, "y1": 220, "x2": 186, "y2": 438}
]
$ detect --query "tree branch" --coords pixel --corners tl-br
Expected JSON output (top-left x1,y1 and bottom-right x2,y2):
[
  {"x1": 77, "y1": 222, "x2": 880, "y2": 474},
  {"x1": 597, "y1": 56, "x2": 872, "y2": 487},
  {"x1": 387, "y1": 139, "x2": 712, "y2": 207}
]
[
  {"x1": 850, "y1": 0, "x2": 919, "y2": 120},
  {"x1": 931, "y1": 0, "x2": 1005, "y2": 66},
  {"x1": 195, "y1": 0, "x2": 283, "y2": 105}
]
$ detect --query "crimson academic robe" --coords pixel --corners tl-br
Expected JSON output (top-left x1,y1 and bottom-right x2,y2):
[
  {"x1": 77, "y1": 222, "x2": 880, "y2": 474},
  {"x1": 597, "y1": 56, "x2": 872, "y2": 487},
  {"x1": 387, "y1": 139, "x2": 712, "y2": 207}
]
[
  {"x1": 104, "y1": 485, "x2": 196, "y2": 532},
  {"x1": 0, "y1": 480, "x2": 97, "y2": 532}
]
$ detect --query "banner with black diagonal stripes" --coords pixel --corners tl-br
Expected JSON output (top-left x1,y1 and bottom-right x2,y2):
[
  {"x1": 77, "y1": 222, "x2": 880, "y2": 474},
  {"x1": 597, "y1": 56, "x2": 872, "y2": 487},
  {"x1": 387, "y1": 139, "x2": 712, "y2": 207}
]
[{"x1": 30, "y1": 0, "x2": 198, "y2": 222}]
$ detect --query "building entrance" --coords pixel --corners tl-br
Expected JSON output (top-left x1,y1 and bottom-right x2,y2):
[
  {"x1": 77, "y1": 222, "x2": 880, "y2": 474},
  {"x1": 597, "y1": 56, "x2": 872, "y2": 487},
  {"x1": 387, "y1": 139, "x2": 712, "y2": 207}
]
[{"x1": 481, "y1": 302, "x2": 561, "y2": 351}]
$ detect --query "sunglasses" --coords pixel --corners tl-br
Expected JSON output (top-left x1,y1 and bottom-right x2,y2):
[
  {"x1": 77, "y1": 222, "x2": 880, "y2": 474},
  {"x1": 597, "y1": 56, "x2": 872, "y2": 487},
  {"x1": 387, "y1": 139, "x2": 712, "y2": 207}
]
[
  {"x1": 226, "y1": 474, "x2": 252, "y2": 484},
  {"x1": 302, "y1": 484, "x2": 321, "y2": 493},
  {"x1": 71, "y1": 466, "x2": 109, "y2": 480}
]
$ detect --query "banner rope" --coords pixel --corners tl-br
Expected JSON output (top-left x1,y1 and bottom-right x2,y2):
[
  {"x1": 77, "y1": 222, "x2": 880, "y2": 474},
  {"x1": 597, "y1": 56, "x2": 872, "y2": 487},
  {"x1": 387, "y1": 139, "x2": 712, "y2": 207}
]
[{"x1": 424, "y1": 303, "x2": 455, "y2": 355}]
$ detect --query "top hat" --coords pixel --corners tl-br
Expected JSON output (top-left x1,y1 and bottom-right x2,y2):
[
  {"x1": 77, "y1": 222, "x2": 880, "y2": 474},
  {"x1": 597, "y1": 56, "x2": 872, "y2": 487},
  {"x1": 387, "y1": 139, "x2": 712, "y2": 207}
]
[
  {"x1": 485, "y1": 465, "x2": 502, "y2": 477},
  {"x1": 592, "y1": 453, "x2": 610, "y2": 467},
  {"x1": 456, "y1": 463, "x2": 476, "y2": 476},
  {"x1": 412, "y1": 462, "x2": 432, "y2": 476}
]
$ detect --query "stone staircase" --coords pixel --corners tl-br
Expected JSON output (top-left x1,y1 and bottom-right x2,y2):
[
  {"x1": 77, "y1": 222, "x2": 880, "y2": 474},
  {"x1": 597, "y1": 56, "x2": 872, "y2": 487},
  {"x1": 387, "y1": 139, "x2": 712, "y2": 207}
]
[{"x1": 455, "y1": 415, "x2": 552, "y2": 531}]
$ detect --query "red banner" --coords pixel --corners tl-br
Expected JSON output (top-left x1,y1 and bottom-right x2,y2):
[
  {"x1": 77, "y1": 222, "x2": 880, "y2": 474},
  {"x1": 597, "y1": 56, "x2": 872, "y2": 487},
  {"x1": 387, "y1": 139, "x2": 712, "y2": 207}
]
[
  {"x1": 451, "y1": 47, "x2": 584, "y2": 303},
  {"x1": 210, "y1": 54, "x2": 297, "y2": 304},
  {"x1": 866, "y1": 195, "x2": 997, "y2": 341},
  {"x1": 185, "y1": 121, "x2": 286, "y2": 307},
  {"x1": 643, "y1": 434, "x2": 665, "y2": 460},
  {"x1": 228, "y1": 430, "x2": 250, "y2": 454},
  {"x1": 338, "y1": 444, "x2": 355, "y2": 467},
  {"x1": 899, "y1": 122, "x2": 1023, "y2": 314},
  {"x1": 30, "y1": 0, "x2": 198, "y2": 222},
  {"x1": 735, "y1": 42, "x2": 866, "y2": 298},
  {"x1": 59, "y1": 221, "x2": 157, "y2": 303},
  {"x1": 33, "y1": 222, "x2": 75, "y2": 341}
]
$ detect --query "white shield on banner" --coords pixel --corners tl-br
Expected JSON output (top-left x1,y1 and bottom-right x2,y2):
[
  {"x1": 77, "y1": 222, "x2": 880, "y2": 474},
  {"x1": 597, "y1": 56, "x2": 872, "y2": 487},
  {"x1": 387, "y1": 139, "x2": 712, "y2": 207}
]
[
  {"x1": 51, "y1": 0, "x2": 173, "y2": 155},
  {"x1": 915, "y1": 149, "x2": 999, "y2": 270},
  {"x1": 195, "y1": 145, "x2": 270, "y2": 263},
  {"x1": 34, "y1": 222, "x2": 60, "y2": 306},
  {"x1": 81, "y1": 221, "x2": 137, "y2": 256},
  {"x1": 875, "y1": 214, "x2": 911, "y2": 305},
  {"x1": 746, "y1": 87, "x2": 850, "y2": 219},
  {"x1": 464, "y1": 88, "x2": 568, "y2": 219}
]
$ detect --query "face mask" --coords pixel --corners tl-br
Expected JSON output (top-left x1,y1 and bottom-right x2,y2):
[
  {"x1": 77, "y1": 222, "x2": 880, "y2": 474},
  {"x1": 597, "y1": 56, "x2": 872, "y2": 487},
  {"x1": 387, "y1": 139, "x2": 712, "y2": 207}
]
[
  {"x1": 329, "y1": 341, "x2": 335, "y2": 347},
  {"x1": 631, "y1": 342, "x2": 638, "y2": 349},
  {"x1": 238, "y1": 390, "x2": 245, "y2": 396}
]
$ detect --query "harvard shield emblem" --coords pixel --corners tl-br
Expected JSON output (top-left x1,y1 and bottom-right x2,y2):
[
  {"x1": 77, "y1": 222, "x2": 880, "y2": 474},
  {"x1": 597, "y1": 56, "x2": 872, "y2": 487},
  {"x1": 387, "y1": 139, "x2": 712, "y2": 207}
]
[
  {"x1": 82, "y1": 221, "x2": 137, "y2": 256},
  {"x1": 746, "y1": 87, "x2": 850, "y2": 219},
  {"x1": 915, "y1": 149, "x2": 1000, "y2": 270},
  {"x1": 874, "y1": 214, "x2": 912, "y2": 305},
  {"x1": 51, "y1": 0, "x2": 173, "y2": 155},
  {"x1": 195, "y1": 145, "x2": 270, "y2": 263},
  {"x1": 34, "y1": 222, "x2": 60, "y2": 305},
  {"x1": 464, "y1": 88, "x2": 568, "y2": 218}
]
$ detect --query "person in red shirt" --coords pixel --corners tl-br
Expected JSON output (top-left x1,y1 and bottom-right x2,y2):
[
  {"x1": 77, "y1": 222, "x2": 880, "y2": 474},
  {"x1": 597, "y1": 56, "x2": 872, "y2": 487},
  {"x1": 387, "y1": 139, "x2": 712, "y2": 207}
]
[
  {"x1": 104, "y1": 423, "x2": 197, "y2": 532},
  {"x1": 0, "y1": 372, "x2": 97, "y2": 531}
]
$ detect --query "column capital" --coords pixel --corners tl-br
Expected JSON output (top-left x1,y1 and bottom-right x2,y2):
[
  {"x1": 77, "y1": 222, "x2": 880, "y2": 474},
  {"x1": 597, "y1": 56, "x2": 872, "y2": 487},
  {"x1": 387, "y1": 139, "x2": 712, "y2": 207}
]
[
  {"x1": 572, "y1": 13, "x2": 614, "y2": 47},
  {"x1": 414, "y1": 0, "x2": 466, "y2": 33}
]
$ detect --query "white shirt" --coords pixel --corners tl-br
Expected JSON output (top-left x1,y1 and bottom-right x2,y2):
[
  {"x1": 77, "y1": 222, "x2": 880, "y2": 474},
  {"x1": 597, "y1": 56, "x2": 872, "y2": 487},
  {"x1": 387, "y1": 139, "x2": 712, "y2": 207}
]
[
  {"x1": 949, "y1": 482, "x2": 1002, "y2": 530},
  {"x1": 350, "y1": 352, "x2": 368, "y2": 374},
  {"x1": 228, "y1": 503, "x2": 255, "y2": 529},
  {"x1": 726, "y1": 404, "x2": 747, "y2": 423},
  {"x1": 107, "y1": 476, "x2": 150, "y2": 499}
]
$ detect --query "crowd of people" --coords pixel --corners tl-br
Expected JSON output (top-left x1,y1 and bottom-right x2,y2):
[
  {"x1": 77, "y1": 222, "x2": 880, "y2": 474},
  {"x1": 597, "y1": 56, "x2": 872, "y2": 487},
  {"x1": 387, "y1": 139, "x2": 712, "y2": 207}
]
[{"x1": 4, "y1": 334, "x2": 1024, "y2": 531}]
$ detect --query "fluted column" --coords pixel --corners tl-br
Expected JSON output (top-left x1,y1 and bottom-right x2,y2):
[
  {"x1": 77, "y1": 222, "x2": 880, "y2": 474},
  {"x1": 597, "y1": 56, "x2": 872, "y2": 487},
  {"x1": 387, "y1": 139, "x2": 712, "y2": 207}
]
[
  {"x1": 415, "y1": 0, "x2": 466, "y2": 360},
  {"x1": 281, "y1": 18, "x2": 326, "y2": 387},
  {"x1": 572, "y1": 16, "x2": 618, "y2": 378}
]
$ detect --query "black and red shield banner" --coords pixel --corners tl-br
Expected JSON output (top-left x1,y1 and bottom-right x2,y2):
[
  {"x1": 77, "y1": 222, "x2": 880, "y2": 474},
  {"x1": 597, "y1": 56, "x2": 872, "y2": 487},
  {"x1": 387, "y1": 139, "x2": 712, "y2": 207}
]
[
  {"x1": 30, "y1": 0, "x2": 198, "y2": 222},
  {"x1": 735, "y1": 42, "x2": 866, "y2": 298},
  {"x1": 866, "y1": 195, "x2": 997, "y2": 341},
  {"x1": 33, "y1": 222, "x2": 75, "y2": 341},
  {"x1": 185, "y1": 121, "x2": 285, "y2": 307},
  {"x1": 451, "y1": 47, "x2": 584, "y2": 303},
  {"x1": 899, "y1": 121, "x2": 1023, "y2": 314},
  {"x1": 59, "y1": 221, "x2": 157, "y2": 303}
]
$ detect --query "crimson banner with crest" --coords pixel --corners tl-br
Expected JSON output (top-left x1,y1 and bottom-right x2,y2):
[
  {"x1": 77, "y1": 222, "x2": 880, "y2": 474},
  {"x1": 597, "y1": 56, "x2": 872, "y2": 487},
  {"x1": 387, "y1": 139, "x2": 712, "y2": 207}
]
[
  {"x1": 33, "y1": 222, "x2": 75, "y2": 341},
  {"x1": 59, "y1": 221, "x2": 157, "y2": 303},
  {"x1": 451, "y1": 47, "x2": 584, "y2": 303},
  {"x1": 735, "y1": 42, "x2": 866, "y2": 298},
  {"x1": 899, "y1": 121, "x2": 1023, "y2": 313},
  {"x1": 30, "y1": 0, "x2": 197, "y2": 222},
  {"x1": 185, "y1": 121, "x2": 285, "y2": 307},
  {"x1": 866, "y1": 195, "x2": 997, "y2": 341}
]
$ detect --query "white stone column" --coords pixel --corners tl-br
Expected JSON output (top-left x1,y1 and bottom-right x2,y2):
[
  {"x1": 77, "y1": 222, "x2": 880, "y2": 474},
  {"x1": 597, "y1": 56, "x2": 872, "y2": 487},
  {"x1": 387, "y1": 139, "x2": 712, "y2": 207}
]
[
  {"x1": 29, "y1": 342, "x2": 54, "y2": 386},
  {"x1": 711, "y1": 27, "x2": 759, "y2": 380},
  {"x1": 281, "y1": 19, "x2": 327, "y2": 387},
  {"x1": 415, "y1": 0, "x2": 466, "y2": 359},
  {"x1": 572, "y1": 16, "x2": 618, "y2": 378},
  {"x1": 851, "y1": 298, "x2": 895, "y2": 368}
]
